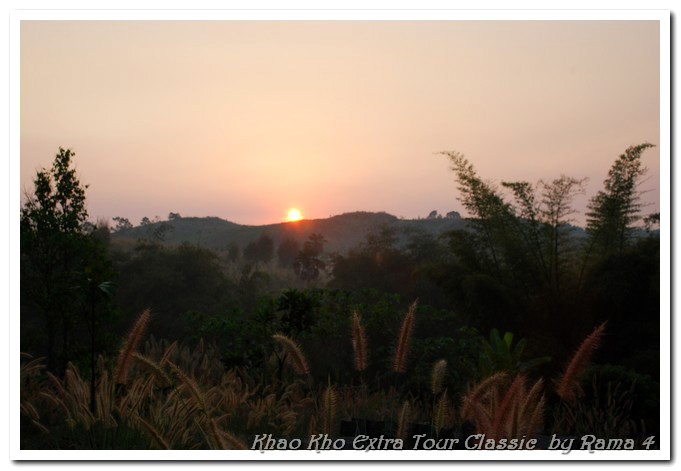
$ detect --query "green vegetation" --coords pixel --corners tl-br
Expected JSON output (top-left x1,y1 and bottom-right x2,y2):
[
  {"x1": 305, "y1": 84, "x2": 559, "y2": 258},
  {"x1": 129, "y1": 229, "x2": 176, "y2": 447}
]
[{"x1": 20, "y1": 145, "x2": 660, "y2": 450}]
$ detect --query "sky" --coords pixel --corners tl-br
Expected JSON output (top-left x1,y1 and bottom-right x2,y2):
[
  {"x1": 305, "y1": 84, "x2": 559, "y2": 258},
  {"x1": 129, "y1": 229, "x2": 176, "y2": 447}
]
[{"x1": 21, "y1": 21, "x2": 660, "y2": 226}]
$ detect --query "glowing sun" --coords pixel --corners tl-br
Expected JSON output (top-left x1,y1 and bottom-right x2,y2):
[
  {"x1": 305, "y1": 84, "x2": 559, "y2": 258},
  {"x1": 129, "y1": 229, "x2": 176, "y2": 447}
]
[{"x1": 287, "y1": 208, "x2": 302, "y2": 222}]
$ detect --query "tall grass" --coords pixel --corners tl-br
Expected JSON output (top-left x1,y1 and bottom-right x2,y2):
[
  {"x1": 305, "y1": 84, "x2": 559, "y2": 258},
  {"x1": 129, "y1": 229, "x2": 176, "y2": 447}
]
[
  {"x1": 393, "y1": 301, "x2": 417, "y2": 373},
  {"x1": 20, "y1": 313, "x2": 625, "y2": 449}
]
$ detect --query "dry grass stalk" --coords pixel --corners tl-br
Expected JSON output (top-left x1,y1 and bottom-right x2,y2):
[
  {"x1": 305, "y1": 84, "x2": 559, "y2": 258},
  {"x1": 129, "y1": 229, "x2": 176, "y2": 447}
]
[
  {"x1": 208, "y1": 417, "x2": 228, "y2": 449},
  {"x1": 393, "y1": 301, "x2": 418, "y2": 373},
  {"x1": 135, "y1": 415, "x2": 170, "y2": 449},
  {"x1": 555, "y1": 322, "x2": 607, "y2": 402},
  {"x1": 433, "y1": 389, "x2": 449, "y2": 435},
  {"x1": 133, "y1": 353, "x2": 172, "y2": 385},
  {"x1": 308, "y1": 415, "x2": 318, "y2": 436},
  {"x1": 490, "y1": 375, "x2": 525, "y2": 440},
  {"x1": 431, "y1": 359, "x2": 447, "y2": 395},
  {"x1": 115, "y1": 309, "x2": 151, "y2": 384},
  {"x1": 321, "y1": 383, "x2": 337, "y2": 435},
  {"x1": 169, "y1": 362, "x2": 208, "y2": 411},
  {"x1": 396, "y1": 400, "x2": 411, "y2": 441},
  {"x1": 222, "y1": 431, "x2": 247, "y2": 450},
  {"x1": 272, "y1": 334, "x2": 310, "y2": 375},
  {"x1": 160, "y1": 341, "x2": 178, "y2": 365},
  {"x1": 462, "y1": 373, "x2": 546, "y2": 441},
  {"x1": 351, "y1": 312, "x2": 369, "y2": 371},
  {"x1": 460, "y1": 372, "x2": 507, "y2": 421},
  {"x1": 519, "y1": 378, "x2": 544, "y2": 421},
  {"x1": 525, "y1": 394, "x2": 546, "y2": 440}
]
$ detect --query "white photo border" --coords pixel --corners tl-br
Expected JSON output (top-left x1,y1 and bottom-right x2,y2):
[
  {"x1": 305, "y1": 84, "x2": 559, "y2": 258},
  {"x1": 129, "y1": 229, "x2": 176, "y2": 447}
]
[{"x1": 8, "y1": 7, "x2": 671, "y2": 461}]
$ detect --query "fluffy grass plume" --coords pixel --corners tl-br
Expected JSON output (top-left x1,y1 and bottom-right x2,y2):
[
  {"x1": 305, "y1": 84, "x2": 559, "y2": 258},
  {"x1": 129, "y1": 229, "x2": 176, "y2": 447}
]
[
  {"x1": 351, "y1": 312, "x2": 369, "y2": 372},
  {"x1": 115, "y1": 309, "x2": 151, "y2": 384},
  {"x1": 168, "y1": 361, "x2": 208, "y2": 411},
  {"x1": 490, "y1": 375, "x2": 525, "y2": 440},
  {"x1": 555, "y1": 322, "x2": 607, "y2": 402},
  {"x1": 433, "y1": 389, "x2": 449, "y2": 435},
  {"x1": 321, "y1": 382, "x2": 337, "y2": 436},
  {"x1": 393, "y1": 300, "x2": 418, "y2": 373},
  {"x1": 272, "y1": 334, "x2": 310, "y2": 375},
  {"x1": 524, "y1": 394, "x2": 546, "y2": 440},
  {"x1": 460, "y1": 371, "x2": 507, "y2": 421},
  {"x1": 396, "y1": 401, "x2": 411, "y2": 441},
  {"x1": 431, "y1": 359, "x2": 447, "y2": 395},
  {"x1": 519, "y1": 378, "x2": 544, "y2": 423},
  {"x1": 132, "y1": 353, "x2": 171, "y2": 385}
]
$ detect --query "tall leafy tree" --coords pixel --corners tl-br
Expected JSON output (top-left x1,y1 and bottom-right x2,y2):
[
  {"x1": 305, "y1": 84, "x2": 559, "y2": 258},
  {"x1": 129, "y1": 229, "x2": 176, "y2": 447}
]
[
  {"x1": 21, "y1": 148, "x2": 88, "y2": 370},
  {"x1": 21, "y1": 148, "x2": 116, "y2": 374}
]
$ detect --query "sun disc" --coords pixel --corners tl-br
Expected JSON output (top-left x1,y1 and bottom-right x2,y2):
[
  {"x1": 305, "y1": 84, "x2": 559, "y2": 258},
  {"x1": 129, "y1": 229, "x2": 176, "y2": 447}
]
[{"x1": 287, "y1": 208, "x2": 302, "y2": 221}]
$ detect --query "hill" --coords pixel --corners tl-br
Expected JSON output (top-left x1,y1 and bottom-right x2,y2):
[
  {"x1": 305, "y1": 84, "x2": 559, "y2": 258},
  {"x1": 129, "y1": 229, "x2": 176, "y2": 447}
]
[{"x1": 110, "y1": 211, "x2": 469, "y2": 254}]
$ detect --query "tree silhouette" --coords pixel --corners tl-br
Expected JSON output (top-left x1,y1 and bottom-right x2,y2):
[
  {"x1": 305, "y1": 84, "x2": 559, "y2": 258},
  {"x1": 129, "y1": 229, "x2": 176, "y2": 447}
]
[
  {"x1": 586, "y1": 143, "x2": 653, "y2": 255},
  {"x1": 111, "y1": 216, "x2": 133, "y2": 233},
  {"x1": 277, "y1": 237, "x2": 300, "y2": 268},
  {"x1": 244, "y1": 234, "x2": 274, "y2": 265},
  {"x1": 294, "y1": 233, "x2": 326, "y2": 281},
  {"x1": 21, "y1": 148, "x2": 116, "y2": 373}
]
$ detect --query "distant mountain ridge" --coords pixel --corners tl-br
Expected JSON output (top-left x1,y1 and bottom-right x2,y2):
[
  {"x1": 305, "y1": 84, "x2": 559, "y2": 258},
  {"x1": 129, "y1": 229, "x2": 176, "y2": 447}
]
[
  {"x1": 110, "y1": 211, "x2": 469, "y2": 254},
  {"x1": 108, "y1": 210, "x2": 658, "y2": 256}
]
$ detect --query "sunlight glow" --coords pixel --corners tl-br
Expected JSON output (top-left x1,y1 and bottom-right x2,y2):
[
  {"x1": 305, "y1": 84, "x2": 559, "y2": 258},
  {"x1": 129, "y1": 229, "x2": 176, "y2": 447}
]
[{"x1": 287, "y1": 208, "x2": 302, "y2": 222}]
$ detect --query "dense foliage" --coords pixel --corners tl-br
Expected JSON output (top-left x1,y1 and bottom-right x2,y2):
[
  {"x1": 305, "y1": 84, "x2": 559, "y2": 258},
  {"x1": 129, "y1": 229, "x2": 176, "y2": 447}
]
[{"x1": 20, "y1": 145, "x2": 661, "y2": 450}]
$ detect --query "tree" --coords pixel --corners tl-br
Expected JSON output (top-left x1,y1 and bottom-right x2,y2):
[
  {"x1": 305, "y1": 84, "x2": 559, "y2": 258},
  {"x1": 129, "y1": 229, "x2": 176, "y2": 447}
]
[
  {"x1": 111, "y1": 216, "x2": 133, "y2": 233},
  {"x1": 256, "y1": 234, "x2": 274, "y2": 264},
  {"x1": 226, "y1": 242, "x2": 240, "y2": 263},
  {"x1": 307, "y1": 233, "x2": 326, "y2": 255},
  {"x1": 440, "y1": 150, "x2": 589, "y2": 334},
  {"x1": 152, "y1": 221, "x2": 174, "y2": 241},
  {"x1": 277, "y1": 237, "x2": 300, "y2": 268},
  {"x1": 441, "y1": 151, "x2": 513, "y2": 277},
  {"x1": 244, "y1": 234, "x2": 274, "y2": 265},
  {"x1": 294, "y1": 233, "x2": 326, "y2": 281},
  {"x1": 585, "y1": 143, "x2": 653, "y2": 255},
  {"x1": 140, "y1": 216, "x2": 151, "y2": 226},
  {"x1": 20, "y1": 148, "x2": 116, "y2": 374},
  {"x1": 168, "y1": 212, "x2": 181, "y2": 221},
  {"x1": 643, "y1": 212, "x2": 660, "y2": 233},
  {"x1": 92, "y1": 218, "x2": 111, "y2": 246},
  {"x1": 502, "y1": 176, "x2": 586, "y2": 296}
]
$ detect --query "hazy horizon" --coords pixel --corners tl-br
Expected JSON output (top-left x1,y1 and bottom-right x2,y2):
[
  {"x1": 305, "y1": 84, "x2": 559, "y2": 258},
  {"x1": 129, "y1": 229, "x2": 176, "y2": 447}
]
[{"x1": 21, "y1": 20, "x2": 660, "y2": 226}]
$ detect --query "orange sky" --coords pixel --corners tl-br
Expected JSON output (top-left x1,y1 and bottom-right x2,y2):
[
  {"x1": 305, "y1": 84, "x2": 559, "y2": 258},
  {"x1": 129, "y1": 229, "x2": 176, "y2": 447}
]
[{"x1": 20, "y1": 21, "x2": 660, "y2": 226}]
